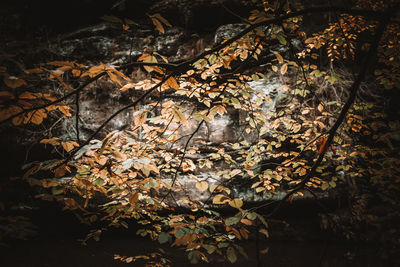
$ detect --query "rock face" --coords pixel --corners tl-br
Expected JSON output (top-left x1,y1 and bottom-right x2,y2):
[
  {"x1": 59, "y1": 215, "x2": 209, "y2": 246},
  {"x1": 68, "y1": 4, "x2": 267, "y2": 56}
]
[{"x1": 3, "y1": 8, "x2": 294, "y2": 205}]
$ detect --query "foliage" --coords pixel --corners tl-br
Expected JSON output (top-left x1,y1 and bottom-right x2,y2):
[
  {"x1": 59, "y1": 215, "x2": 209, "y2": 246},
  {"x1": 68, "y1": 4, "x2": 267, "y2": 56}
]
[{"x1": 1, "y1": 0, "x2": 399, "y2": 264}]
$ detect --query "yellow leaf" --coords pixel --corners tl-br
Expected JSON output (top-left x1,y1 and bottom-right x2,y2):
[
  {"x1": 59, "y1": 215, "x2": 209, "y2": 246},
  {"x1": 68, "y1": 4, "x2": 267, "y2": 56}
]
[
  {"x1": 229, "y1": 198, "x2": 243, "y2": 209},
  {"x1": 172, "y1": 108, "x2": 186, "y2": 124},
  {"x1": 212, "y1": 194, "x2": 230, "y2": 204},
  {"x1": 40, "y1": 137, "x2": 61, "y2": 146},
  {"x1": 321, "y1": 182, "x2": 329, "y2": 190},
  {"x1": 196, "y1": 181, "x2": 209, "y2": 192},
  {"x1": 153, "y1": 13, "x2": 171, "y2": 27},
  {"x1": 280, "y1": 63, "x2": 288, "y2": 75},
  {"x1": 275, "y1": 53, "x2": 284, "y2": 64},
  {"x1": 166, "y1": 76, "x2": 179, "y2": 90},
  {"x1": 143, "y1": 55, "x2": 158, "y2": 72},
  {"x1": 317, "y1": 104, "x2": 323, "y2": 112}
]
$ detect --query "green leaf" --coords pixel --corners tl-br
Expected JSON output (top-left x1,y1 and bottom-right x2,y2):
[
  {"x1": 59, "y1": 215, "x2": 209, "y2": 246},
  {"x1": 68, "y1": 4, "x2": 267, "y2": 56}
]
[
  {"x1": 225, "y1": 216, "x2": 240, "y2": 226},
  {"x1": 252, "y1": 74, "x2": 259, "y2": 81},
  {"x1": 158, "y1": 232, "x2": 170, "y2": 244},
  {"x1": 52, "y1": 186, "x2": 63, "y2": 195},
  {"x1": 175, "y1": 228, "x2": 186, "y2": 238},
  {"x1": 188, "y1": 251, "x2": 199, "y2": 264},
  {"x1": 209, "y1": 54, "x2": 217, "y2": 65},
  {"x1": 227, "y1": 247, "x2": 237, "y2": 263},
  {"x1": 94, "y1": 178, "x2": 104, "y2": 186},
  {"x1": 277, "y1": 34, "x2": 287, "y2": 45}
]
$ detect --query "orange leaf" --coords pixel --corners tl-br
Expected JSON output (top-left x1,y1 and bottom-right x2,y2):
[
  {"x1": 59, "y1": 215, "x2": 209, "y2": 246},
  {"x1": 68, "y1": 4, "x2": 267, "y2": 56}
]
[
  {"x1": 151, "y1": 17, "x2": 164, "y2": 33},
  {"x1": 40, "y1": 137, "x2": 61, "y2": 146},
  {"x1": 57, "y1": 105, "x2": 72, "y2": 117},
  {"x1": 275, "y1": 53, "x2": 284, "y2": 64},
  {"x1": 107, "y1": 71, "x2": 122, "y2": 86},
  {"x1": 61, "y1": 141, "x2": 79, "y2": 152},
  {"x1": 19, "y1": 92, "x2": 37, "y2": 100},
  {"x1": 153, "y1": 13, "x2": 171, "y2": 27},
  {"x1": 316, "y1": 136, "x2": 328, "y2": 154},
  {"x1": 166, "y1": 76, "x2": 179, "y2": 90},
  {"x1": 280, "y1": 63, "x2": 288, "y2": 75},
  {"x1": 26, "y1": 109, "x2": 46, "y2": 125}
]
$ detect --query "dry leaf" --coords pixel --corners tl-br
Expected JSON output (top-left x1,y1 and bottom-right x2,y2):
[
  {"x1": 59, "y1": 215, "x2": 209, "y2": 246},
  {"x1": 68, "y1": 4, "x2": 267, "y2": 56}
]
[{"x1": 196, "y1": 181, "x2": 209, "y2": 192}]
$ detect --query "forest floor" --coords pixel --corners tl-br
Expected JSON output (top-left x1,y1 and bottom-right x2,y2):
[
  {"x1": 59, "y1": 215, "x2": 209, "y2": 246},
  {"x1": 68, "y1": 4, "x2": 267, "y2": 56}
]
[{"x1": 0, "y1": 203, "x2": 396, "y2": 267}]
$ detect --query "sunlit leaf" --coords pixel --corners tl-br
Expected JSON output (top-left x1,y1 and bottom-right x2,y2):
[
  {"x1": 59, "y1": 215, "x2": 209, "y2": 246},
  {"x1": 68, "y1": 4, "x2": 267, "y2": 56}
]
[
  {"x1": 61, "y1": 141, "x2": 79, "y2": 152},
  {"x1": 280, "y1": 63, "x2": 288, "y2": 75},
  {"x1": 229, "y1": 198, "x2": 243, "y2": 209},
  {"x1": 196, "y1": 181, "x2": 209, "y2": 192}
]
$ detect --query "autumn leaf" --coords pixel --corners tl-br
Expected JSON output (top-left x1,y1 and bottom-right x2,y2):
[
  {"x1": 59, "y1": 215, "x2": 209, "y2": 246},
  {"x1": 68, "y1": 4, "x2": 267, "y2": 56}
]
[
  {"x1": 280, "y1": 63, "x2": 288, "y2": 75},
  {"x1": 172, "y1": 108, "x2": 187, "y2": 124},
  {"x1": 226, "y1": 247, "x2": 237, "y2": 263},
  {"x1": 26, "y1": 109, "x2": 47, "y2": 125},
  {"x1": 0, "y1": 91, "x2": 15, "y2": 99},
  {"x1": 129, "y1": 192, "x2": 139, "y2": 205},
  {"x1": 212, "y1": 194, "x2": 230, "y2": 204},
  {"x1": 120, "y1": 83, "x2": 136, "y2": 91},
  {"x1": 150, "y1": 17, "x2": 164, "y2": 33},
  {"x1": 275, "y1": 53, "x2": 284, "y2": 64},
  {"x1": 134, "y1": 112, "x2": 147, "y2": 127},
  {"x1": 229, "y1": 198, "x2": 243, "y2": 209},
  {"x1": 4, "y1": 76, "x2": 27, "y2": 88},
  {"x1": 240, "y1": 218, "x2": 253, "y2": 226},
  {"x1": 153, "y1": 13, "x2": 171, "y2": 27},
  {"x1": 57, "y1": 105, "x2": 72, "y2": 117},
  {"x1": 18, "y1": 92, "x2": 37, "y2": 100},
  {"x1": 166, "y1": 76, "x2": 179, "y2": 90},
  {"x1": 106, "y1": 71, "x2": 122, "y2": 86},
  {"x1": 61, "y1": 141, "x2": 79, "y2": 152},
  {"x1": 316, "y1": 136, "x2": 328, "y2": 154},
  {"x1": 195, "y1": 181, "x2": 209, "y2": 192},
  {"x1": 40, "y1": 137, "x2": 61, "y2": 146}
]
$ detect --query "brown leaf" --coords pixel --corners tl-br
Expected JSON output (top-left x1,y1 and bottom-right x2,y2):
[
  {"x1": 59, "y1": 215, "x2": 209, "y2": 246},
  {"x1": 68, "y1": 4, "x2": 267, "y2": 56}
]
[
  {"x1": 316, "y1": 136, "x2": 328, "y2": 154},
  {"x1": 4, "y1": 76, "x2": 27, "y2": 88},
  {"x1": 166, "y1": 76, "x2": 179, "y2": 90},
  {"x1": 196, "y1": 181, "x2": 209, "y2": 192}
]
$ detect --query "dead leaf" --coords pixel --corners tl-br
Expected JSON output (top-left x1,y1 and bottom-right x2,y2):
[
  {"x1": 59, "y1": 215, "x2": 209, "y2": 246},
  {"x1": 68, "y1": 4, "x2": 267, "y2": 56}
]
[{"x1": 196, "y1": 181, "x2": 209, "y2": 192}]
